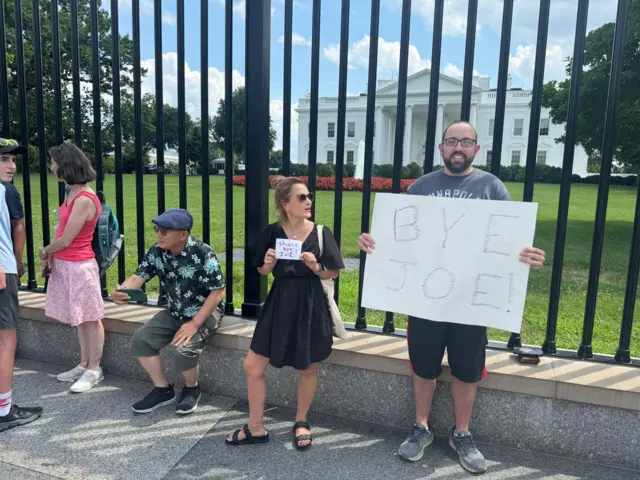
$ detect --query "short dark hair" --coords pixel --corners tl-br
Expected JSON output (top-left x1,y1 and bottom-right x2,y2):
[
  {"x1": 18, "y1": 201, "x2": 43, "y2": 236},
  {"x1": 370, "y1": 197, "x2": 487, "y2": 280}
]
[
  {"x1": 442, "y1": 121, "x2": 478, "y2": 141},
  {"x1": 48, "y1": 144, "x2": 96, "y2": 185}
]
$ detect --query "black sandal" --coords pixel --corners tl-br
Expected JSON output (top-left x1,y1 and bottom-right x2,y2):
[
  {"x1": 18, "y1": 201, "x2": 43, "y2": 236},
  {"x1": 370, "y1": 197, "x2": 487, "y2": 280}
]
[
  {"x1": 225, "y1": 423, "x2": 270, "y2": 445},
  {"x1": 293, "y1": 420, "x2": 313, "y2": 451}
]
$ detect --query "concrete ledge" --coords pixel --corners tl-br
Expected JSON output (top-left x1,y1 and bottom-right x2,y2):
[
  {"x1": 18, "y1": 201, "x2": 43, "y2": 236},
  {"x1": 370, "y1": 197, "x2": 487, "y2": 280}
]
[{"x1": 15, "y1": 291, "x2": 640, "y2": 471}]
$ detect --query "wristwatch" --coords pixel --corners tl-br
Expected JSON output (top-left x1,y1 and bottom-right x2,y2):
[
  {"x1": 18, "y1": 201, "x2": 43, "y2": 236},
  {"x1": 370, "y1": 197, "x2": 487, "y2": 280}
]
[{"x1": 315, "y1": 263, "x2": 325, "y2": 275}]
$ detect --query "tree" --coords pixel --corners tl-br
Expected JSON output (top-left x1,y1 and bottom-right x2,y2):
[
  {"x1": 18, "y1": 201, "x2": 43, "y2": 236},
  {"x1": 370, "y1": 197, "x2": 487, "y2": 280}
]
[
  {"x1": 270, "y1": 149, "x2": 283, "y2": 168},
  {"x1": 1, "y1": 0, "x2": 142, "y2": 159},
  {"x1": 541, "y1": 2, "x2": 640, "y2": 171},
  {"x1": 212, "y1": 86, "x2": 277, "y2": 160}
]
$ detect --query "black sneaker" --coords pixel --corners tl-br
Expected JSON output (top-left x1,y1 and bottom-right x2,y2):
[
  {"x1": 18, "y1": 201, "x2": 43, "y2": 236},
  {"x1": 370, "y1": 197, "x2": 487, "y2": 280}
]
[
  {"x1": 176, "y1": 385, "x2": 201, "y2": 415},
  {"x1": 132, "y1": 385, "x2": 176, "y2": 414},
  {"x1": 0, "y1": 405, "x2": 43, "y2": 432}
]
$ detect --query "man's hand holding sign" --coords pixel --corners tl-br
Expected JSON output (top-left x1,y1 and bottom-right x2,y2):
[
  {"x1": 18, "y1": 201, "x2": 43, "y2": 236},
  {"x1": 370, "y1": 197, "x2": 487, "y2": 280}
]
[{"x1": 360, "y1": 193, "x2": 545, "y2": 332}]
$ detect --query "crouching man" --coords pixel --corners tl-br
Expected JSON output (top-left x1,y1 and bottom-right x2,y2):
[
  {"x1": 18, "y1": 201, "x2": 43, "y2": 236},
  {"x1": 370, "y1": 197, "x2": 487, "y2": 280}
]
[{"x1": 112, "y1": 209, "x2": 225, "y2": 415}]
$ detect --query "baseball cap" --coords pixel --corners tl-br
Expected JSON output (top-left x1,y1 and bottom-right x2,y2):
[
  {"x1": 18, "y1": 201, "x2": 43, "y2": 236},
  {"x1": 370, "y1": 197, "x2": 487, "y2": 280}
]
[
  {"x1": 152, "y1": 208, "x2": 193, "y2": 231},
  {"x1": 0, "y1": 138, "x2": 27, "y2": 155}
]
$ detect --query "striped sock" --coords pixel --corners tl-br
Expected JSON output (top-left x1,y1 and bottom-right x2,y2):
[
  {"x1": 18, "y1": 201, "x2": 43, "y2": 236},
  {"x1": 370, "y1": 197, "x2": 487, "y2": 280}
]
[{"x1": 0, "y1": 391, "x2": 11, "y2": 417}]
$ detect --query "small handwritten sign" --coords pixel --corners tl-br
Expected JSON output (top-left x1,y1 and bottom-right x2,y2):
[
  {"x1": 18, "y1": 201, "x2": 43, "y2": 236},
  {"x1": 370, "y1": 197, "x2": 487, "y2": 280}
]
[
  {"x1": 276, "y1": 238, "x2": 303, "y2": 260},
  {"x1": 362, "y1": 193, "x2": 538, "y2": 332}
]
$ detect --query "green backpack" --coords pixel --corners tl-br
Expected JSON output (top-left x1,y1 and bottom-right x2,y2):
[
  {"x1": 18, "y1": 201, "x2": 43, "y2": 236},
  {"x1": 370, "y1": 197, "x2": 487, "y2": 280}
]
[{"x1": 91, "y1": 191, "x2": 124, "y2": 276}]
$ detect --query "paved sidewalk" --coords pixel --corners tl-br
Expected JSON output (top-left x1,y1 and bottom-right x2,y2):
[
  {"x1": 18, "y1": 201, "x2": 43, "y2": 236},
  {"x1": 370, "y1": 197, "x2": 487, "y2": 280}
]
[{"x1": 2, "y1": 359, "x2": 637, "y2": 480}]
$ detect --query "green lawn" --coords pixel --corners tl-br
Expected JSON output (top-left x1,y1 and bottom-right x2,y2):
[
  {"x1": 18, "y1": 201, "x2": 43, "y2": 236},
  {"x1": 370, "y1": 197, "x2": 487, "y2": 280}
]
[{"x1": 13, "y1": 174, "x2": 640, "y2": 358}]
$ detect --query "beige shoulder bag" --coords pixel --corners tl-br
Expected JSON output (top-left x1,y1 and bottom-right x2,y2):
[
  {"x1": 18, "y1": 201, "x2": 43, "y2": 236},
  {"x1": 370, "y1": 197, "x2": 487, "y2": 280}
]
[{"x1": 317, "y1": 225, "x2": 349, "y2": 340}]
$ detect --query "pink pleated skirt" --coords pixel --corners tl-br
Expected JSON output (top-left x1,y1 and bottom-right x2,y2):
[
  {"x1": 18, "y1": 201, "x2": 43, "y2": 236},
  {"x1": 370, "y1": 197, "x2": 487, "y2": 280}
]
[{"x1": 45, "y1": 258, "x2": 104, "y2": 326}]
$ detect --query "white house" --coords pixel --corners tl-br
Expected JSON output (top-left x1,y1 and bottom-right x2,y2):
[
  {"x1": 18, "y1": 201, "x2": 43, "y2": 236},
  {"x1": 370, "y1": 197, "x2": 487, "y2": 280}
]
[{"x1": 295, "y1": 68, "x2": 588, "y2": 176}]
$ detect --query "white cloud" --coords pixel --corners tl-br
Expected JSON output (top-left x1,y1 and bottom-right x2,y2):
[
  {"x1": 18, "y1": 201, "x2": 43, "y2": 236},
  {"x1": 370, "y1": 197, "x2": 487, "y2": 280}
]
[
  {"x1": 508, "y1": 43, "x2": 568, "y2": 85},
  {"x1": 324, "y1": 35, "x2": 482, "y2": 83},
  {"x1": 278, "y1": 33, "x2": 312, "y2": 47},
  {"x1": 138, "y1": 52, "x2": 298, "y2": 161},
  {"x1": 214, "y1": 0, "x2": 246, "y2": 19},
  {"x1": 140, "y1": 52, "x2": 245, "y2": 121},
  {"x1": 324, "y1": 35, "x2": 431, "y2": 78}
]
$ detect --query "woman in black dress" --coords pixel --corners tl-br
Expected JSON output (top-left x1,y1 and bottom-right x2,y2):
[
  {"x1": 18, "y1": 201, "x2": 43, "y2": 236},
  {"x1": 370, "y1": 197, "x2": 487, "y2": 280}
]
[{"x1": 225, "y1": 177, "x2": 345, "y2": 450}]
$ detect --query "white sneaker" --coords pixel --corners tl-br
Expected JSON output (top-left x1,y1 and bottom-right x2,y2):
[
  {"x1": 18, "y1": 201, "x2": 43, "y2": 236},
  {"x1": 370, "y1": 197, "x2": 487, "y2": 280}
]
[
  {"x1": 56, "y1": 365, "x2": 87, "y2": 383},
  {"x1": 69, "y1": 369, "x2": 104, "y2": 393}
]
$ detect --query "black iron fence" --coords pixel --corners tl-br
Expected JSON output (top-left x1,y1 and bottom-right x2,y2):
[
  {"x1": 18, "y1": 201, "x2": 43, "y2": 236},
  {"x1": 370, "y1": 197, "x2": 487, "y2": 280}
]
[{"x1": 0, "y1": 0, "x2": 637, "y2": 366}]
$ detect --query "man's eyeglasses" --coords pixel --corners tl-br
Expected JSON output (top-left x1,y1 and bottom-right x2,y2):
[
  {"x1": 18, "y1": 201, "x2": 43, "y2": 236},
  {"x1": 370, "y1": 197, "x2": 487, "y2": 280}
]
[
  {"x1": 295, "y1": 193, "x2": 314, "y2": 202},
  {"x1": 443, "y1": 137, "x2": 477, "y2": 148}
]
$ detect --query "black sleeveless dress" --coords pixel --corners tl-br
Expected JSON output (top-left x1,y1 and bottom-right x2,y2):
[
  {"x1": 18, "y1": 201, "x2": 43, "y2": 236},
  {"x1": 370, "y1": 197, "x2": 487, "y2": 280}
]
[{"x1": 250, "y1": 223, "x2": 345, "y2": 370}]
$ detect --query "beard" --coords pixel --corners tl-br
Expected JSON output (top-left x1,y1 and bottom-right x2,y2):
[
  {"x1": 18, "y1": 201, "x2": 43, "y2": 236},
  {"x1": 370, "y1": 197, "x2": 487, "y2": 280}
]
[{"x1": 443, "y1": 151, "x2": 473, "y2": 173}]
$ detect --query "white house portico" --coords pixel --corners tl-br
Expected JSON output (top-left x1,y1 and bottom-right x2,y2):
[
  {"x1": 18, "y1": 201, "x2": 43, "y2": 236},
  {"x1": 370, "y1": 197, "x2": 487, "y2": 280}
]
[{"x1": 295, "y1": 68, "x2": 589, "y2": 176}]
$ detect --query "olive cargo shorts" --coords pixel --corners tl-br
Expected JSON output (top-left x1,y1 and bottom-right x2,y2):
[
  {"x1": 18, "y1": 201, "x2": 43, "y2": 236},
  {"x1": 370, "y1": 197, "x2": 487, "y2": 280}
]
[{"x1": 130, "y1": 309, "x2": 221, "y2": 372}]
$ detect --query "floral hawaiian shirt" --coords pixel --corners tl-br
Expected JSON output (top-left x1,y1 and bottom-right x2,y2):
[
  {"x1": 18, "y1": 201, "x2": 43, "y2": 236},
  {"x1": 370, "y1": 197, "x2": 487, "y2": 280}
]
[{"x1": 135, "y1": 237, "x2": 225, "y2": 324}]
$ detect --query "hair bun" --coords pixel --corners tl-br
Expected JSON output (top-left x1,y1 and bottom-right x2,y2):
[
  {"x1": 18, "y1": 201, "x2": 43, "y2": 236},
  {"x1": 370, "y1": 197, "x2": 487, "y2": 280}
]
[{"x1": 270, "y1": 175, "x2": 286, "y2": 189}]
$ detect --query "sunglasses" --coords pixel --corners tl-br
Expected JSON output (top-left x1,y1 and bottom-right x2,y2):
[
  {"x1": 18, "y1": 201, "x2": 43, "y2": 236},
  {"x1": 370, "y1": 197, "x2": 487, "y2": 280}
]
[
  {"x1": 153, "y1": 226, "x2": 169, "y2": 236},
  {"x1": 295, "y1": 193, "x2": 314, "y2": 202},
  {"x1": 0, "y1": 138, "x2": 19, "y2": 147}
]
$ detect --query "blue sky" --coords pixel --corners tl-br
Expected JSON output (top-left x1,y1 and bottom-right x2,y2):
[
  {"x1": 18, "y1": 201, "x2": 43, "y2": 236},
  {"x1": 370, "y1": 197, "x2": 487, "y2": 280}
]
[{"x1": 104, "y1": 0, "x2": 619, "y2": 161}]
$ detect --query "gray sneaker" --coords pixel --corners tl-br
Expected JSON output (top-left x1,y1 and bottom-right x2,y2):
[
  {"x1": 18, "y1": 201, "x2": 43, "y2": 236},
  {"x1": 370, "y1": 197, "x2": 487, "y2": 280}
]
[
  {"x1": 398, "y1": 423, "x2": 433, "y2": 462},
  {"x1": 449, "y1": 427, "x2": 486, "y2": 473}
]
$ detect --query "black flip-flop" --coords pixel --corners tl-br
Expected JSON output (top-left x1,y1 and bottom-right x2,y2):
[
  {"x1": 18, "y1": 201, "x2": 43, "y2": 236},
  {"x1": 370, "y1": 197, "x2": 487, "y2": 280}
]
[
  {"x1": 225, "y1": 423, "x2": 270, "y2": 445},
  {"x1": 293, "y1": 420, "x2": 312, "y2": 451}
]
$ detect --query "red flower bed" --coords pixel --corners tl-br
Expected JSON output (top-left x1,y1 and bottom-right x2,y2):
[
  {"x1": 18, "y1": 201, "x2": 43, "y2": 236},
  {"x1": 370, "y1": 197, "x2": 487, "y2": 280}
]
[{"x1": 232, "y1": 175, "x2": 416, "y2": 192}]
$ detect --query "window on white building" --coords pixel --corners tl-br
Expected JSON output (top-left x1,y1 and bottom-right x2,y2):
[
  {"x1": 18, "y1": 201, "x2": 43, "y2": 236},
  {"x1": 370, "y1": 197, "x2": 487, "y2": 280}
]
[
  {"x1": 486, "y1": 150, "x2": 493, "y2": 168},
  {"x1": 511, "y1": 150, "x2": 521, "y2": 165},
  {"x1": 537, "y1": 150, "x2": 547, "y2": 164},
  {"x1": 347, "y1": 151, "x2": 355, "y2": 165},
  {"x1": 513, "y1": 119, "x2": 524, "y2": 136},
  {"x1": 348, "y1": 122, "x2": 355, "y2": 137},
  {"x1": 327, "y1": 151, "x2": 334, "y2": 164},
  {"x1": 328, "y1": 122, "x2": 335, "y2": 138},
  {"x1": 539, "y1": 118, "x2": 549, "y2": 136},
  {"x1": 488, "y1": 119, "x2": 494, "y2": 136}
]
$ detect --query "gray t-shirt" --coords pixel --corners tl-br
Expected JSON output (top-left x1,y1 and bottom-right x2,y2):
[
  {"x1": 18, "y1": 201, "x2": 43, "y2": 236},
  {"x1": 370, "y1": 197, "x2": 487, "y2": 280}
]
[{"x1": 407, "y1": 168, "x2": 511, "y2": 201}]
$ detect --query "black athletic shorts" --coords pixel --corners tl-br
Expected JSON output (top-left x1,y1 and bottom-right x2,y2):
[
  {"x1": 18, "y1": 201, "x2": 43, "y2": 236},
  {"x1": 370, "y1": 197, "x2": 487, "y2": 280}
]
[
  {"x1": 407, "y1": 316, "x2": 487, "y2": 383},
  {"x1": 0, "y1": 274, "x2": 19, "y2": 330}
]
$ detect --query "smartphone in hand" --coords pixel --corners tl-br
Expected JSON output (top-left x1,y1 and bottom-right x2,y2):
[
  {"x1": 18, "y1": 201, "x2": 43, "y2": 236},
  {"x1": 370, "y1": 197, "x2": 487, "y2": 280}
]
[{"x1": 116, "y1": 288, "x2": 148, "y2": 303}]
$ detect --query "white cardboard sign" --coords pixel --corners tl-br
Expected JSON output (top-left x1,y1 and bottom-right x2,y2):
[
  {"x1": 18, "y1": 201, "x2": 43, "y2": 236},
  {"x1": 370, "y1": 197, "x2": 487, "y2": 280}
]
[
  {"x1": 275, "y1": 238, "x2": 303, "y2": 260},
  {"x1": 361, "y1": 193, "x2": 538, "y2": 332}
]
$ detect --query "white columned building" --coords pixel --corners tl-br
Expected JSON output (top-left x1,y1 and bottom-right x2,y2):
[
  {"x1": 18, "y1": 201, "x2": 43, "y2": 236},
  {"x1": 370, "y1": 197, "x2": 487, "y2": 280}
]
[{"x1": 295, "y1": 68, "x2": 589, "y2": 176}]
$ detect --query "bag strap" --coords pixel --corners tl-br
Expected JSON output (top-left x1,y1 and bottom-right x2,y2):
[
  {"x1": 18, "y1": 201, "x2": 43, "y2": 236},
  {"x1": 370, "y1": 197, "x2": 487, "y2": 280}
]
[{"x1": 317, "y1": 224, "x2": 324, "y2": 257}]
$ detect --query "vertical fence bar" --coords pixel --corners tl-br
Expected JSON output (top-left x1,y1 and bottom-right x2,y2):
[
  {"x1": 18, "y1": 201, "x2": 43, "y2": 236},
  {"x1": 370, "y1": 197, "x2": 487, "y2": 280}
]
[
  {"x1": 355, "y1": 0, "x2": 381, "y2": 330},
  {"x1": 242, "y1": 0, "x2": 270, "y2": 318},
  {"x1": 422, "y1": 0, "x2": 443, "y2": 174},
  {"x1": 91, "y1": 0, "x2": 103, "y2": 193},
  {"x1": 14, "y1": 0, "x2": 36, "y2": 289},
  {"x1": 282, "y1": 0, "x2": 292, "y2": 177},
  {"x1": 522, "y1": 0, "x2": 549, "y2": 203},
  {"x1": 177, "y1": 0, "x2": 187, "y2": 209},
  {"x1": 489, "y1": 0, "x2": 513, "y2": 177},
  {"x1": 51, "y1": 0, "x2": 65, "y2": 204},
  {"x1": 70, "y1": 0, "x2": 82, "y2": 146},
  {"x1": 616, "y1": 184, "x2": 640, "y2": 363},
  {"x1": 459, "y1": 0, "x2": 478, "y2": 121},
  {"x1": 307, "y1": 0, "x2": 321, "y2": 219},
  {"x1": 543, "y1": 0, "x2": 589, "y2": 355},
  {"x1": 332, "y1": 0, "x2": 350, "y2": 302},
  {"x1": 224, "y1": 0, "x2": 234, "y2": 314},
  {"x1": 154, "y1": 0, "x2": 165, "y2": 214},
  {"x1": 507, "y1": 0, "x2": 550, "y2": 350},
  {"x1": 201, "y1": 0, "x2": 210, "y2": 244},
  {"x1": 133, "y1": 0, "x2": 145, "y2": 266},
  {"x1": 0, "y1": 0, "x2": 9, "y2": 137},
  {"x1": 32, "y1": 0, "x2": 50, "y2": 253},
  {"x1": 111, "y1": 0, "x2": 125, "y2": 284},
  {"x1": 384, "y1": 0, "x2": 412, "y2": 334},
  {"x1": 579, "y1": 0, "x2": 629, "y2": 359},
  {"x1": 90, "y1": 0, "x2": 106, "y2": 297}
]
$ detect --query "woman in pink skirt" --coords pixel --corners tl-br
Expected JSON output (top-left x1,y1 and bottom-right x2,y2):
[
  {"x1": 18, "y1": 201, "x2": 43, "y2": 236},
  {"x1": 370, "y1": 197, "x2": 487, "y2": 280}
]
[{"x1": 39, "y1": 144, "x2": 105, "y2": 393}]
